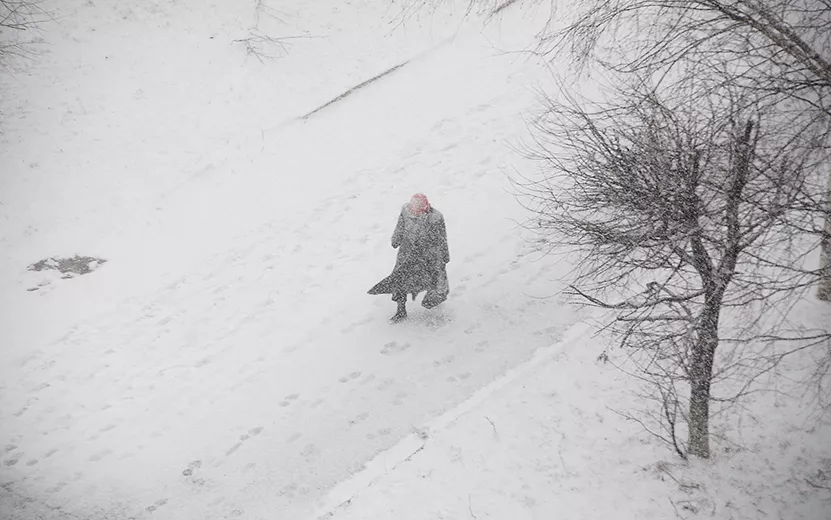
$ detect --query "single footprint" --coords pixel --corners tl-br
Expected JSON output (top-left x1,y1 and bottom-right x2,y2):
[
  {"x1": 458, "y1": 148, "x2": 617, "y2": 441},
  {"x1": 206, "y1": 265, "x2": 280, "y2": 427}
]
[
  {"x1": 393, "y1": 391, "x2": 408, "y2": 405},
  {"x1": 434, "y1": 355, "x2": 456, "y2": 367},
  {"x1": 376, "y1": 378, "x2": 395, "y2": 391},
  {"x1": 380, "y1": 341, "x2": 411, "y2": 355},
  {"x1": 349, "y1": 412, "x2": 370, "y2": 425},
  {"x1": 286, "y1": 433, "x2": 302, "y2": 444},
  {"x1": 182, "y1": 460, "x2": 202, "y2": 476},
  {"x1": 277, "y1": 482, "x2": 299, "y2": 498},
  {"x1": 88, "y1": 450, "x2": 112, "y2": 462},
  {"x1": 359, "y1": 373, "x2": 376, "y2": 385},
  {"x1": 46, "y1": 482, "x2": 66, "y2": 493},
  {"x1": 458, "y1": 372, "x2": 472, "y2": 380},
  {"x1": 464, "y1": 324, "x2": 481, "y2": 335},
  {"x1": 340, "y1": 371, "x2": 361, "y2": 383},
  {"x1": 300, "y1": 444, "x2": 319, "y2": 459},
  {"x1": 281, "y1": 343, "x2": 302, "y2": 354}
]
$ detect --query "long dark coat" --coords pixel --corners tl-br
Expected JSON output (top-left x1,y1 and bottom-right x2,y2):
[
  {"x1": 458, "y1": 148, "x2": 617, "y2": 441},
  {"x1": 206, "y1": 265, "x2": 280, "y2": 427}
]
[{"x1": 368, "y1": 204, "x2": 450, "y2": 308}]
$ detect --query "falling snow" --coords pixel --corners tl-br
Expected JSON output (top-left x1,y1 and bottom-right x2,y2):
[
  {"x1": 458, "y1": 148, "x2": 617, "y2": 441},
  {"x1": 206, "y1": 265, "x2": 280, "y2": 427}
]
[{"x1": 1, "y1": 1, "x2": 829, "y2": 519}]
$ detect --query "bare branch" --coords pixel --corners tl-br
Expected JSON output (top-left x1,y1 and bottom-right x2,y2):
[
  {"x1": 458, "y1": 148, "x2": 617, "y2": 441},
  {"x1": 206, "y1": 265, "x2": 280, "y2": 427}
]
[{"x1": 513, "y1": 62, "x2": 830, "y2": 458}]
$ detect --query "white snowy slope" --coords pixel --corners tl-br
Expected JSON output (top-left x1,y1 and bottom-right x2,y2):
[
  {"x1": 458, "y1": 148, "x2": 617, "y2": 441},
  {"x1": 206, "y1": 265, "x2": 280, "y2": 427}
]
[
  {"x1": 318, "y1": 304, "x2": 831, "y2": 520},
  {"x1": 1, "y1": 1, "x2": 582, "y2": 519}
]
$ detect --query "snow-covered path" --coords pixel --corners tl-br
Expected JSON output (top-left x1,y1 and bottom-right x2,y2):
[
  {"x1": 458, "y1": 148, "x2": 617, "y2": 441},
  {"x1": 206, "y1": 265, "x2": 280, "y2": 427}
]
[{"x1": 1, "y1": 1, "x2": 580, "y2": 518}]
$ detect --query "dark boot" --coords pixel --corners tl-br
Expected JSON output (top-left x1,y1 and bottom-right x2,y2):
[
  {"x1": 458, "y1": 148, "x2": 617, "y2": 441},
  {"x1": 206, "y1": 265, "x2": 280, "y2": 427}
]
[{"x1": 390, "y1": 300, "x2": 407, "y2": 322}]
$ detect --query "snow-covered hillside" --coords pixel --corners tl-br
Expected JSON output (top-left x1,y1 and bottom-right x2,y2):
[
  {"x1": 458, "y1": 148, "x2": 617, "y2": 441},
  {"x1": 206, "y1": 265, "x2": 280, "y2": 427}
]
[
  {"x1": 0, "y1": 1, "x2": 582, "y2": 518},
  {"x1": 1, "y1": 1, "x2": 829, "y2": 519}
]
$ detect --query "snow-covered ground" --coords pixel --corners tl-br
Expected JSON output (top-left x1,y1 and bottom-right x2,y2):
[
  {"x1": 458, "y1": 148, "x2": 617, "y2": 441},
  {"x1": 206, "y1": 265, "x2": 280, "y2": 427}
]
[
  {"x1": 318, "y1": 310, "x2": 831, "y2": 520},
  {"x1": 1, "y1": 1, "x2": 579, "y2": 518},
  {"x1": 1, "y1": 1, "x2": 829, "y2": 519}
]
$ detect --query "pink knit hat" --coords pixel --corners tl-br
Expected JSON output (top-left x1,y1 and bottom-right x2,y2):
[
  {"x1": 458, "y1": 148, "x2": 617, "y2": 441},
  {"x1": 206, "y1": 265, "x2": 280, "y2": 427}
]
[{"x1": 409, "y1": 193, "x2": 430, "y2": 215}]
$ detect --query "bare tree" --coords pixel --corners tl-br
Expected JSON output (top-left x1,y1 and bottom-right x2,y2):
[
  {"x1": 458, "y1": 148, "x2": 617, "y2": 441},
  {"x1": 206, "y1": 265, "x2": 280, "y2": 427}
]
[
  {"x1": 820, "y1": 171, "x2": 831, "y2": 299},
  {"x1": 547, "y1": 0, "x2": 831, "y2": 299},
  {"x1": 0, "y1": 0, "x2": 43, "y2": 28},
  {"x1": 232, "y1": 0, "x2": 310, "y2": 63},
  {"x1": 388, "y1": 0, "x2": 524, "y2": 29},
  {"x1": 515, "y1": 70, "x2": 830, "y2": 458},
  {"x1": 0, "y1": 0, "x2": 49, "y2": 67},
  {"x1": 404, "y1": 0, "x2": 831, "y2": 452}
]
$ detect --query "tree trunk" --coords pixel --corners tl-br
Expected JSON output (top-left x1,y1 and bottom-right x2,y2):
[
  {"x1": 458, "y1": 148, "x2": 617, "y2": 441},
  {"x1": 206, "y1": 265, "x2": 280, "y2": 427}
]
[
  {"x1": 688, "y1": 300, "x2": 720, "y2": 458},
  {"x1": 818, "y1": 170, "x2": 831, "y2": 301}
]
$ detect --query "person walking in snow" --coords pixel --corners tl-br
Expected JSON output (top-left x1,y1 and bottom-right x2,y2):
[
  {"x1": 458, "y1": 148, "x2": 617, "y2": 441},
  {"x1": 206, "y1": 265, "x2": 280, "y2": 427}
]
[{"x1": 368, "y1": 193, "x2": 450, "y2": 322}]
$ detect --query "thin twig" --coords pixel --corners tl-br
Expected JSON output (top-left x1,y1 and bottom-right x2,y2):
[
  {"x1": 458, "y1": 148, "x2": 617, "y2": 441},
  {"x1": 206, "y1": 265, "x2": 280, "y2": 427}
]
[
  {"x1": 484, "y1": 416, "x2": 498, "y2": 440},
  {"x1": 468, "y1": 494, "x2": 477, "y2": 519},
  {"x1": 668, "y1": 498, "x2": 687, "y2": 519}
]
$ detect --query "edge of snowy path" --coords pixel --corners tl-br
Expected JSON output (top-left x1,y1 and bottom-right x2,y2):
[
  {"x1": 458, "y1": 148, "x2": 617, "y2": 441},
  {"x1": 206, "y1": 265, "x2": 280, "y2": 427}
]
[{"x1": 310, "y1": 320, "x2": 592, "y2": 520}]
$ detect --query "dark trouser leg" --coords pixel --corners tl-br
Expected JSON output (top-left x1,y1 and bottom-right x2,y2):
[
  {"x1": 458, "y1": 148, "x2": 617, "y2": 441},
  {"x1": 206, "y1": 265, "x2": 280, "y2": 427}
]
[{"x1": 391, "y1": 291, "x2": 407, "y2": 321}]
